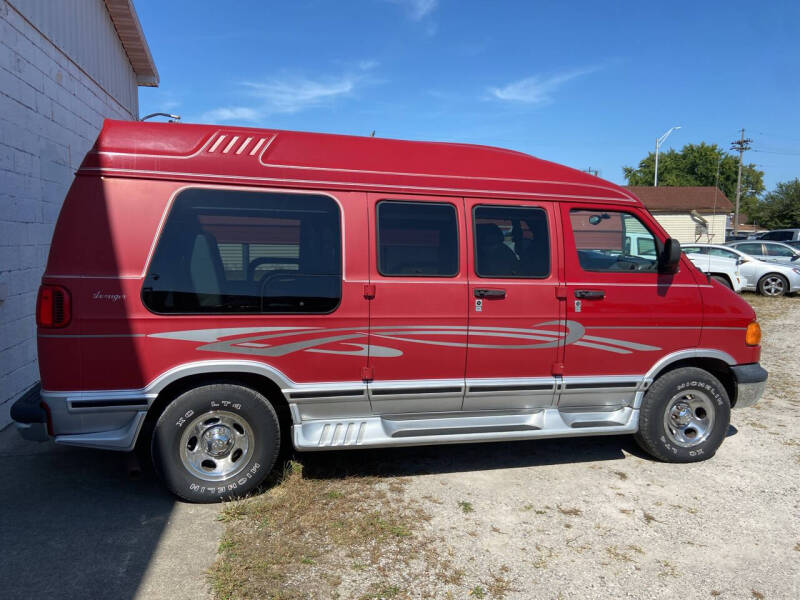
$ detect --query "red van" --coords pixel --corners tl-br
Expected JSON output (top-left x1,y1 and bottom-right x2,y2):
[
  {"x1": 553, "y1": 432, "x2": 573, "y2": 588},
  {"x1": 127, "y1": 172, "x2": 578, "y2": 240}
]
[{"x1": 11, "y1": 120, "x2": 767, "y2": 502}]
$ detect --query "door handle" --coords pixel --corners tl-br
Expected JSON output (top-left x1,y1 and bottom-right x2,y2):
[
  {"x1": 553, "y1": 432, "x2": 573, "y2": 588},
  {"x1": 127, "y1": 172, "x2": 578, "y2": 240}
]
[
  {"x1": 474, "y1": 288, "x2": 506, "y2": 299},
  {"x1": 574, "y1": 289, "x2": 605, "y2": 299}
]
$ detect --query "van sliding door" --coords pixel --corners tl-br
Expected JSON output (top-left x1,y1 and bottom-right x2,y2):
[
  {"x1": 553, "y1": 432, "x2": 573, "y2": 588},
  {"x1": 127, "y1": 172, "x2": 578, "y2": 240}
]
[
  {"x1": 463, "y1": 199, "x2": 560, "y2": 410},
  {"x1": 365, "y1": 194, "x2": 468, "y2": 414}
]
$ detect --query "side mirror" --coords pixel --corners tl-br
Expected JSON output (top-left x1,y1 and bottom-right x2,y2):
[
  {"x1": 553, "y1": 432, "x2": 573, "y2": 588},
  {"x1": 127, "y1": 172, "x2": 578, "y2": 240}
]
[{"x1": 659, "y1": 238, "x2": 681, "y2": 273}]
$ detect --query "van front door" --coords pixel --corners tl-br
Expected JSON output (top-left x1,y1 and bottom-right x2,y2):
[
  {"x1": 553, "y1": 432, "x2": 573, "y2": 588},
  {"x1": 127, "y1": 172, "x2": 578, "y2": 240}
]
[
  {"x1": 464, "y1": 200, "x2": 560, "y2": 410},
  {"x1": 559, "y1": 205, "x2": 702, "y2": 410},
  {"x1": 366, "y1": 194, "x2": 468, "y2": 414}
]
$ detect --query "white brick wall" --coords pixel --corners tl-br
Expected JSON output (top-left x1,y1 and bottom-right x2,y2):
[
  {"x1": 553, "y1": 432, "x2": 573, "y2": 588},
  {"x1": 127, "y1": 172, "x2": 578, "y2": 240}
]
[{"x1": 0, "y1": 0, "x2": 137, "y2": 427}]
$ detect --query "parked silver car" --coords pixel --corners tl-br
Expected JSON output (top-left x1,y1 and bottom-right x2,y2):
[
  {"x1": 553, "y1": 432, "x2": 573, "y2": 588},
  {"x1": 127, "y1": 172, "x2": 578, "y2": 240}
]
[
  {"x1": 727, "y1": 240, "x2": 800, "y2": 264},
  {"x1": 683, "y1": 243, "x2": 800, "y2": 296}
]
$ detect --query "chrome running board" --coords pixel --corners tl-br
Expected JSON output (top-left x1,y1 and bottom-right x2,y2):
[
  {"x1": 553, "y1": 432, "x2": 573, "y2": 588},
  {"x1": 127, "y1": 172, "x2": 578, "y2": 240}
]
[{"x1": 293, "y1": 407, "x2": 638, "y2": 450}]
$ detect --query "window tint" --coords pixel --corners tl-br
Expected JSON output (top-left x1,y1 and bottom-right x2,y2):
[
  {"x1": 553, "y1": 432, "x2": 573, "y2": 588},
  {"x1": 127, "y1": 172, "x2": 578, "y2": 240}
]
[
  {"x1": 765, "y1": 244, "x2": 795, "y2": 257},
  {"x1": 569, "y1": 210, "x2": 659, "y2": 272},
  {"x1": 142, "y1": 188, "x2": 341, "y2": 313},
  {"x1": 736, "y1": 243, "x2": 763, "y2": 255},
  {"x1": 762, "y1": 231, "x2": 791, "y2": 241},
  {"x1": 473, "y1": 206, "x2": 550, "y2": 277},
  {"x1": 377, "y1": 201, "x2": 458, "y2": 276}
]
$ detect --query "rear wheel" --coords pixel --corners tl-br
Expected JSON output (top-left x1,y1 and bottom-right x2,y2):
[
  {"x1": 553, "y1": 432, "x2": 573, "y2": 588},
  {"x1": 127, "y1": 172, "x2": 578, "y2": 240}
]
[
  {"x1": 635, "y1": 367, "x2": 730, "y2": 462},
  {"x1": 757, "y1": 273, "x2": 788, "y2": 296},
  {"x1": 711, "y1": 274, "x2": 732, "y2": 289},
  {"x1": 151, "y1": 383, "x2": 280, "y2": 502}
]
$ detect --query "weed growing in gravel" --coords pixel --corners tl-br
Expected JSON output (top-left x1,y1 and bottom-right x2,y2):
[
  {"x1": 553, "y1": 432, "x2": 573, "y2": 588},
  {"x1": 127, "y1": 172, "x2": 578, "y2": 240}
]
[
  {"x1": 470, "y1": 585, "x2": 487, "y2": 598},
  {"x1": 643, "y1": 511, "x2": 661, "y2": 525},
  {"x1": 557, "y1": 505, "x2": 582, "y2": 517},
  {"x1": 484, "y1": 567, "x2": 515, "y2": 598},
  {"x1": 458, "y1": 500, "x2": 475, "y2": 513}
]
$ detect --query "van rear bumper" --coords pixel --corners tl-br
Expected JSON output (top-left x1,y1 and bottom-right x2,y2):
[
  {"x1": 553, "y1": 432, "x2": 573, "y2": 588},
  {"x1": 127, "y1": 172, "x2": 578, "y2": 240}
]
[
  {"x1": 731, "y1": 363, "x2": 768, "y2": 409},
  {"x1": 10, "y1": 384, "x2": 50, "y2": 442},
  {"x1": 11, "y1": 387, "x2": 150, "y2": 451}
]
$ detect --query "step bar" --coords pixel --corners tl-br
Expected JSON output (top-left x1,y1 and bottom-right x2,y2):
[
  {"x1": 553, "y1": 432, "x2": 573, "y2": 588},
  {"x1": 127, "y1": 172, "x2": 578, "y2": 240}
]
[{"x1": 293, "y1": 407, "x2": 638, "y2": 450}]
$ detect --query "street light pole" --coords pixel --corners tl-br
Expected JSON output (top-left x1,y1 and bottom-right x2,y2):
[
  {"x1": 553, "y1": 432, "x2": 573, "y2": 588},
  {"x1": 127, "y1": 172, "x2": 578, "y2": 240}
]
[{"x1": 654, "y1": 126, "x2": 681, "y2": 186}]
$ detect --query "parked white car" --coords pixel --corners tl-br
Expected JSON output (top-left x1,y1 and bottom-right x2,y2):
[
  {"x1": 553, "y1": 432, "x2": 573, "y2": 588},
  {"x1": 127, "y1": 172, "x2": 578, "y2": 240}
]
[
  {"x1": 682, "y1": 249, "x2": 743, "y2": 292},
  {"x1": 683, "y1": 243, "x2": 800, "y2": 296}
]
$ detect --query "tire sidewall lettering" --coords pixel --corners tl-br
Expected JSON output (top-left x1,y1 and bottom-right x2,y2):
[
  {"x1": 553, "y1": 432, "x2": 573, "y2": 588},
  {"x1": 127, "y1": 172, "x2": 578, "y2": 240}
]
[{"x1": 152, "y1": 384, "x2": 279, "y2": 503}]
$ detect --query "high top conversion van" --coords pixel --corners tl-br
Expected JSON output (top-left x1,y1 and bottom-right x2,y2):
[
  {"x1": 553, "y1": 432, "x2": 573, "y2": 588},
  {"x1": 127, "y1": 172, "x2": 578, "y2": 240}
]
[{"x1": 12, "y1": 120, "x2": 767, "y2": 502}]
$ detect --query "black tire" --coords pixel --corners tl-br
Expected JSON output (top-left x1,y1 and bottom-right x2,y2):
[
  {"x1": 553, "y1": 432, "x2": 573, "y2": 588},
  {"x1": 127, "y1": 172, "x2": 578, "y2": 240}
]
[
  {"x1": 635, "y1": 367, "x2": 731, "y2": 463},
  {"x1": 151, "y1": 383, "x2": 280, "y2": 503},
  {"x1": 711, "y1": 274, "x2": 732, "y2": 289},
  {"x1": 757, "y1": 273, "x2": 788, "y2": 297}
]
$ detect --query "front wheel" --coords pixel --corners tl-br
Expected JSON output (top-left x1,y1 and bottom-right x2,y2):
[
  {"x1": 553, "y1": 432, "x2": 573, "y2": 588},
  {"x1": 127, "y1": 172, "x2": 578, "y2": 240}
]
[
  {"x1": 635, "y1": 367, "x2": 730, "y2": 462},
  {"x1": 758, "y1": 273, "x2": 788, "y2": 297},
  {"x1": 151, "y1": 383, "x2": 281, "y2": 502},
  {"x1": 711, "y1": 274, "x2": 732, "y2": 289}
]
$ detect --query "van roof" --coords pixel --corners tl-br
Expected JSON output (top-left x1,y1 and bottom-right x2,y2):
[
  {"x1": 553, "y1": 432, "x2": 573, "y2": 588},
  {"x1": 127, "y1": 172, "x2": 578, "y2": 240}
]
[{"x1": 80, "y1": 119, "x2": 638, "y2": 204}]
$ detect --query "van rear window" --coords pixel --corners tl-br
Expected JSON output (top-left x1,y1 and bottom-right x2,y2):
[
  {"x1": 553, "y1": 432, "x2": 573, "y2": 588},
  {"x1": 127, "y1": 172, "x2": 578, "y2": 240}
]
[{"x1": 142, "y1": 188, "x2": 341, "y2": 314}]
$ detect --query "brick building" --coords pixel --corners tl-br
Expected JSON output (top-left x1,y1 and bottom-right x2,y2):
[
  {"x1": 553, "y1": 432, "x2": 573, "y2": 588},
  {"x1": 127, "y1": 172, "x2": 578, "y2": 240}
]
[{"x1": 0, "y1": 0, "x2": 157, "y2": 425}]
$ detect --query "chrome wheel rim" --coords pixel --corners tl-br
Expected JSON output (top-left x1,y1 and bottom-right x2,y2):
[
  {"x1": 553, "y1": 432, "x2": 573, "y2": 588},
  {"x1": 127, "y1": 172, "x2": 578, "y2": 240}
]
[
  {"x1": 762, "y1": 276, "x2": 785, "y2": 296},
  {"x1": 663, "y1": 390, "x2": 715, "y2": 448},
  {"x1": 179, "y1": 410, "x2": 254, "y2": 481}
]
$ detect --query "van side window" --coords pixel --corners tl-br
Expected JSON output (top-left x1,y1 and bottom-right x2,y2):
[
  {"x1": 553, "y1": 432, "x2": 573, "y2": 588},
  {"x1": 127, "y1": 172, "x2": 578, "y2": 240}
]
[
  {"x1": 473, "y1": 206, "x2": 550, "y2": 277},
  {"x1": 569, "y1": 209, "x2": 658, "y2": 273},
  {"x1": 377, "y1": 201, "x2": 458, "y2": 276},
  {"x1": 142, "y1": 188, "x2": 341, "y2": 314}
]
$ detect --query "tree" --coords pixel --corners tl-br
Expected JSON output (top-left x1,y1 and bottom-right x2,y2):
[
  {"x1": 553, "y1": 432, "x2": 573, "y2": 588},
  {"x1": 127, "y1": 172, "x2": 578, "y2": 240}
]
[
  {"x1": 749, "y1": 179, "x2": 800, "y2": 229},
  {"x1": 622, "y1": 143, "x2": 765, "y2": 211}
]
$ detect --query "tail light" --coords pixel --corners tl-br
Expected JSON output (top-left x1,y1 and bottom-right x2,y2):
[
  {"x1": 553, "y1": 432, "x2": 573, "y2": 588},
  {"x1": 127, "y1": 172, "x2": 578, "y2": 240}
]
[{"x1": 37, "y1": 284, "x2": 71, "y2": 328}]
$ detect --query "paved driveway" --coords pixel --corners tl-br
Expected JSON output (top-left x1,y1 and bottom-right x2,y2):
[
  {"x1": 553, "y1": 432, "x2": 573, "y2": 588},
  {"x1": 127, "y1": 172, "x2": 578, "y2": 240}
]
[{"x1": 0, "y1": 426, "x2": 221, "y2": 600}]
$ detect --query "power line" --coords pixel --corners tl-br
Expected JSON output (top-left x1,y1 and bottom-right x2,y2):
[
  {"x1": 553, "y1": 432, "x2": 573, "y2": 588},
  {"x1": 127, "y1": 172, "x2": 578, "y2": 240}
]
[
  {"x1": 755, "y1": 131, "x2": 800, "y2": 143},
  {"x1": 752, "y1": 149, "x2": 800, "y2": 157}
]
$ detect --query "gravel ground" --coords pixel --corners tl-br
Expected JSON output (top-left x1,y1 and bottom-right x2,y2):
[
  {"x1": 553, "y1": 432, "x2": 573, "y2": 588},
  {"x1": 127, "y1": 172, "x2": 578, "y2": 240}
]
[{"x1": 385, "y1": 293, "x2": 800, "y2": 599}]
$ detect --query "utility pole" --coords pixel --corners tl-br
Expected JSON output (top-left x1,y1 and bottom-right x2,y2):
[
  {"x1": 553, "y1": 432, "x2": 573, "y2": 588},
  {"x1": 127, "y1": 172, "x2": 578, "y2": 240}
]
[{"x1": 731, "y1": 128, "x2": 752, "y2": 235}]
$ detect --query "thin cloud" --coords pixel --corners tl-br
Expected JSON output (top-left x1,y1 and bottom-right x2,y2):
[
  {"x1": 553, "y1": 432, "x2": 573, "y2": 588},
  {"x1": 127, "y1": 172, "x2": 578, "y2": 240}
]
[
  {"x1": 200, "y1": 66, "x2": 376, "y2": 124},
  {"x1": 385, "y1": 0, "x2": 438, "y2": 21},
  {"x1": 201, "y1": 106, "x2": 260, "y2": 122},
  {"x1": 489, "y1": 67, "x2": 601, "y2": 105},
  {"x1": 243, "y1": 75, "x2": 358, "y2": 114}
]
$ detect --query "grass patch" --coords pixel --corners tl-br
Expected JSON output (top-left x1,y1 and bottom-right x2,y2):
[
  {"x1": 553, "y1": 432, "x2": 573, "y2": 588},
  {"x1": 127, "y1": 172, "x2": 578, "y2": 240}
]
[{"x1": 209, "y1": 460, "x2": 451, "y2": 599}]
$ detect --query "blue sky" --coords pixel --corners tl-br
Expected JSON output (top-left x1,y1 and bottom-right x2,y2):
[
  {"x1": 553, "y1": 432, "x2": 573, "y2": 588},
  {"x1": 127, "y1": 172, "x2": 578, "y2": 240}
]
[{"x1": 137, "y1": 0, "x2": 799, "y2": 191}]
